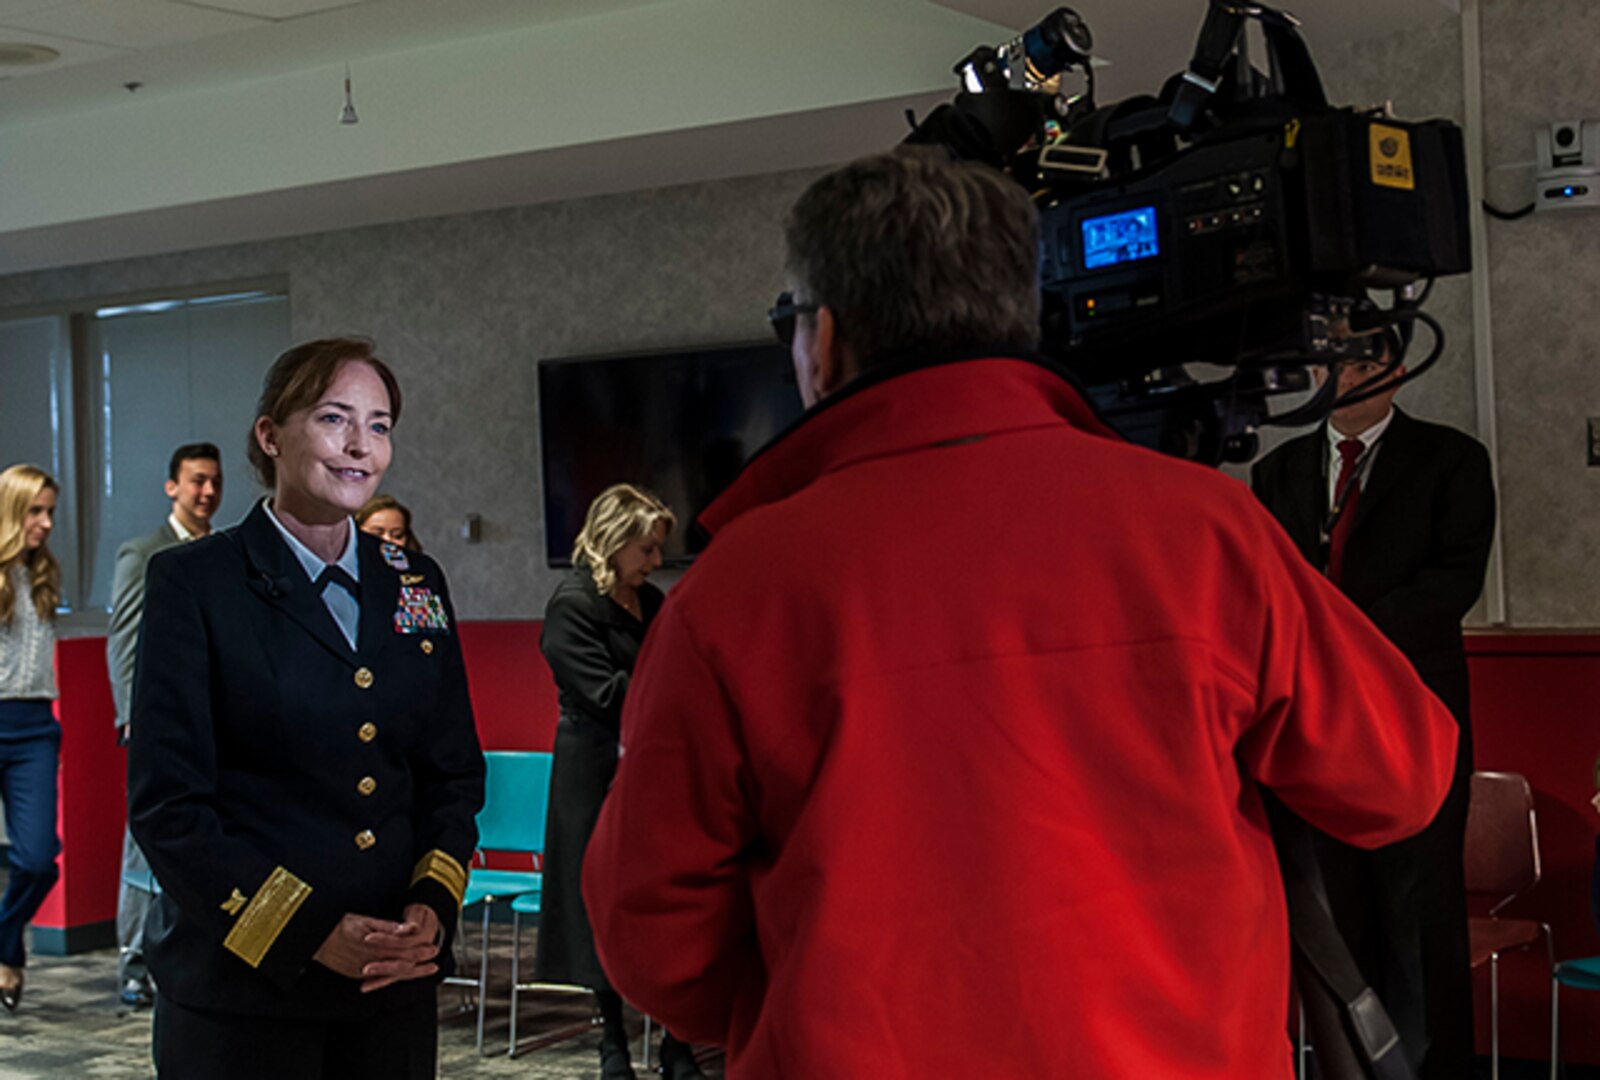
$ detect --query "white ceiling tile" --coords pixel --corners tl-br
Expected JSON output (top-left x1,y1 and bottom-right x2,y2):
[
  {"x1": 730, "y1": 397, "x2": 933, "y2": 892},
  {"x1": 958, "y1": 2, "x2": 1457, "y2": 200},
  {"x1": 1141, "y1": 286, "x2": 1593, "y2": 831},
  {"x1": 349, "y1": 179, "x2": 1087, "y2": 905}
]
[
  {"x1": 3, "y1": 0, "x2": 266, "y2": 50},
  {"x1": 183, "y1": 0, "x2": 369, "y2": 18}
]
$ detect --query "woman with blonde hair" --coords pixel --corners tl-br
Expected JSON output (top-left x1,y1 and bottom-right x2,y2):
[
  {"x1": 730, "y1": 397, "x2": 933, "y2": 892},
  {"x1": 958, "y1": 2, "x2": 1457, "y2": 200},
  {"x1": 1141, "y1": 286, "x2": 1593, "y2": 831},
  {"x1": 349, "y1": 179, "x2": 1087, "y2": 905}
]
[
  {"x1": 0, "y1": 464, "x2": 64, "y2": 1011},
  {"x1": 536, "y1": 483, "x2": 702, "y2": 1079}
]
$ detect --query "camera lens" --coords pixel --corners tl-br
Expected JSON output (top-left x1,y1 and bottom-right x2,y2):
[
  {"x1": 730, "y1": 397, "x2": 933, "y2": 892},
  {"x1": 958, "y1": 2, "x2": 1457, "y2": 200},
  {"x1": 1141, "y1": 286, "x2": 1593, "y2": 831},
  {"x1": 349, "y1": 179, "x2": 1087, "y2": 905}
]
[{"x1": 1556, "y1": 125, "x2": 1577, "y2": 148}]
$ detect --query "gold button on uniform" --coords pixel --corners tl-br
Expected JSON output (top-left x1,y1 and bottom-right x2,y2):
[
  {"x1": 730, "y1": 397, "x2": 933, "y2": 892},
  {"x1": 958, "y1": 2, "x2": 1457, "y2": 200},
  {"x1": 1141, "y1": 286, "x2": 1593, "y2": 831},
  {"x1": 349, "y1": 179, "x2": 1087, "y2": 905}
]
[
  {"x1": 355, "y1": 830, "x2": 376, "y2": 850},
  {"x1": 357, "y1": 776, "x2": 377, "y2": 796},
  {"x1": 357, "y1": 722, "x2": 378, "y2": 743},
  {"x1": 420, "y1": 639, "x2": 434, "y2": 655},
  {"x1": 353, "y1": 667, "x2": 375, "y2": 689}
]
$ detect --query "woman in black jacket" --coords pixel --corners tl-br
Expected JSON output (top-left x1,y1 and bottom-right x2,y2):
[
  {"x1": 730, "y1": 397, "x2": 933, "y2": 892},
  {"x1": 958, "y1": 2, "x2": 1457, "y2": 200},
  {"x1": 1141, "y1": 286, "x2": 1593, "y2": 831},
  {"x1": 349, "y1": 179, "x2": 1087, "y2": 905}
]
[
  {"x1": 128, "y1": 338, "x2": 484, "y2": 1078},
  {"x1": 536, "y1": 483, "x2": 702, "y2": 1080}
]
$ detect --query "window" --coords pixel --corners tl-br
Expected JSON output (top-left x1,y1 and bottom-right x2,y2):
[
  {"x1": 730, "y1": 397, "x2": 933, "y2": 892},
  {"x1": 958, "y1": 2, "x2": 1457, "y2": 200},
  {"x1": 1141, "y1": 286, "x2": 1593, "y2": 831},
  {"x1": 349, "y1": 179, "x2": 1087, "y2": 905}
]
[{"x1": 0, "y1": 284, "x2": 289, "y2": 623}]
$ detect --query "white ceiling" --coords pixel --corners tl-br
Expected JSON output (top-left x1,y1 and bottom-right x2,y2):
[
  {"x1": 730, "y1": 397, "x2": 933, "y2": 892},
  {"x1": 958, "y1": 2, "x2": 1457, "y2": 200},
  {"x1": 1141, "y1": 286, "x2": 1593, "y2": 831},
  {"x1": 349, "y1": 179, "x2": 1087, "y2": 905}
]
[{"x1": 0, "y1": 0, "x2": 1461, "y2": 275}]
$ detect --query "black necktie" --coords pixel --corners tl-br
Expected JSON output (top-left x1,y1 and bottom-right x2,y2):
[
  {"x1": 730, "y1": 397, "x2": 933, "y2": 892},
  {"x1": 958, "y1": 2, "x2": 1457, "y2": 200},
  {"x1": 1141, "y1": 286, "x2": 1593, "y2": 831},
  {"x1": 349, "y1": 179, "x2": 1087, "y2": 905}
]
[{"x1": 315, "y1": 564, "x2": 359, "y2": 599}]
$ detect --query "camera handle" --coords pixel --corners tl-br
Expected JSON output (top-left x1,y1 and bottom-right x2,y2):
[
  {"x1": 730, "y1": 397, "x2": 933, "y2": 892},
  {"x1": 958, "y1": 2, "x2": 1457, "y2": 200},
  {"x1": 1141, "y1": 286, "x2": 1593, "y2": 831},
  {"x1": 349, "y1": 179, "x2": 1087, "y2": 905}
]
[{"x1": 1169, "y1": 1, "x2": 1328, "y2": 132}]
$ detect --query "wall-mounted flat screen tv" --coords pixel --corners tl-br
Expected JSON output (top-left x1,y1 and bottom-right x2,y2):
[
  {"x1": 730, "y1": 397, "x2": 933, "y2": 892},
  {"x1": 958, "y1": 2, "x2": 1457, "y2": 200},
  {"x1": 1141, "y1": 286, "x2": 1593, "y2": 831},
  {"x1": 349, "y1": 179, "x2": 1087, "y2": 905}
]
[{"x1": 539, "y1": 343, "x2": 803, "y2": 566}]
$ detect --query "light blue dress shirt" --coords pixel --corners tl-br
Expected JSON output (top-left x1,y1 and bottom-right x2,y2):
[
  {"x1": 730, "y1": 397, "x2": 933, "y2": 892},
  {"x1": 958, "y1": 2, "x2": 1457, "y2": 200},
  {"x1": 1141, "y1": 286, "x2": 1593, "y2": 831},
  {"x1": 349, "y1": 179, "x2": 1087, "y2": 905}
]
[{"x1": 263, "y1": 500, "x2": 362, "y2": 651}]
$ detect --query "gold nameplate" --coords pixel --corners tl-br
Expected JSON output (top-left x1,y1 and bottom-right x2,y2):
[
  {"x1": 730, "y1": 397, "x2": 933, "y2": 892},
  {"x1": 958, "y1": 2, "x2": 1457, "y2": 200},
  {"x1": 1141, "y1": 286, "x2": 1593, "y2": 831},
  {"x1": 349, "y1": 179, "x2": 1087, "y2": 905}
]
[
  {"x1": 1369, "y1": 123, "x2": 1415, "y2": 190},
  {"x1": 223, "y1": 866, "x2": 312, "y2": 969},
  {"x1": 410, "y1": 849, "x2": 468, "y2": 909},
  {"x1": 220, "y1": 888, "x2": 248, "y2": 917}
]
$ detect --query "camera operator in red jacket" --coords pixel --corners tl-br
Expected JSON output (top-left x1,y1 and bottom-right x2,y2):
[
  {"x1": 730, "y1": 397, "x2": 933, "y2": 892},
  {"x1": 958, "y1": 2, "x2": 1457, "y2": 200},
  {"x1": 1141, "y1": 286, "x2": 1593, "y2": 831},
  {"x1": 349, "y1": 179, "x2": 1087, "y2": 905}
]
[{"x1": 583, "y1": 147, "x2": 1458, "y2": 1079}]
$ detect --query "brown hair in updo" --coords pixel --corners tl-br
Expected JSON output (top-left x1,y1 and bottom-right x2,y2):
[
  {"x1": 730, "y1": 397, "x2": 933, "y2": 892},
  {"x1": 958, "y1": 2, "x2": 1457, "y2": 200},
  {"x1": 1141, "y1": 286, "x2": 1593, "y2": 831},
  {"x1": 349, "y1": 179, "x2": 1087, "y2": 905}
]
[{"x1": 248, "y1": 337, "x2": 402, "y2": 488}]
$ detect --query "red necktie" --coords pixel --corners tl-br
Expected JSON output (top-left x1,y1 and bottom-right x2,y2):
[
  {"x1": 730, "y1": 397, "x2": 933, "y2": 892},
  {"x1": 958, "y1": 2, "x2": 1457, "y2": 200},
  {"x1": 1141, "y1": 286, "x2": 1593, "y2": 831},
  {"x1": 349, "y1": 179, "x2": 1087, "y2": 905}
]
[{"x1": 1327, "y1": 437, "x2": 1364, "y2": 585}]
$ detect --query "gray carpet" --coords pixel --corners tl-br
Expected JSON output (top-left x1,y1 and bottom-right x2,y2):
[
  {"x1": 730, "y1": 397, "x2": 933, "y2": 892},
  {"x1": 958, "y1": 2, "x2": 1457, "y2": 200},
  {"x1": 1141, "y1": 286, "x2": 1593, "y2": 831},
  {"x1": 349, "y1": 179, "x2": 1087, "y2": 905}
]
[{"x1": 0, "y1": 930, "x2": 722, "y2": 1079}]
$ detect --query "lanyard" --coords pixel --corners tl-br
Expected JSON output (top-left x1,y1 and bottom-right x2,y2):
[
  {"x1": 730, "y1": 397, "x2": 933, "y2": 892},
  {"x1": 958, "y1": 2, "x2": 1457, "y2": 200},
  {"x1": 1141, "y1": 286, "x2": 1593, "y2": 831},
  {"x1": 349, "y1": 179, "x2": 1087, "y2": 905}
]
[{"x1": 1319, "y1": 436, "x2": 1381, "y2": 544}]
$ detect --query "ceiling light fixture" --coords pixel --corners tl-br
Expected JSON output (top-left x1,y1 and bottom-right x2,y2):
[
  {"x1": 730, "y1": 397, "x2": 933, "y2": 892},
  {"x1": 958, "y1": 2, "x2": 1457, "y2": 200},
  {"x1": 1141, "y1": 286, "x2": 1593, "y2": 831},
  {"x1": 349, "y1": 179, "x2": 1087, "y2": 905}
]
[
  {"x1": 339, "y1": 62, "x2": 359, "y2": 125},
  {"x1": 0, "y1": 43, "x2": 61, "y2": 68}
]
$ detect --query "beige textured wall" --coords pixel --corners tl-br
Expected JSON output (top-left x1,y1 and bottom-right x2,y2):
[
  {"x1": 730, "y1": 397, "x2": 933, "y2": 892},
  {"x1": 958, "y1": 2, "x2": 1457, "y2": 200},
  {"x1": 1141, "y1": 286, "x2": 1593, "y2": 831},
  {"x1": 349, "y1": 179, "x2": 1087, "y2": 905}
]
[
  {"x1": 1475, "y1": 0, "x2": 1600, "y2": 626},
  {"x1": 0, "y1": 170, "x2": 820, "y2": 617}
]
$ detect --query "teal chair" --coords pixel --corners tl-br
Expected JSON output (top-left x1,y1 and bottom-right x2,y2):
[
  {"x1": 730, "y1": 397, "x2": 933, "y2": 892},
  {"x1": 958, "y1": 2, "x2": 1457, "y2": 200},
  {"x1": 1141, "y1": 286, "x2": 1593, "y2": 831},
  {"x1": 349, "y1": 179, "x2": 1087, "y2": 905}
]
[
  {"x1": 444, "y1": 750, "x2": 551, "y2": 1055},
  {"x1": 1555, "y1": 955, "x2": 1600, "y2": 989},
  {"x1": 504, "y1": 889, "x2": 607, "y2": 1058},
  {"x1": 1552, "y1": 956, "x2": 1600, "y2": 1074},
  {"x1": 506, "y1": 890, "x2": 653, "y2": 1066}
]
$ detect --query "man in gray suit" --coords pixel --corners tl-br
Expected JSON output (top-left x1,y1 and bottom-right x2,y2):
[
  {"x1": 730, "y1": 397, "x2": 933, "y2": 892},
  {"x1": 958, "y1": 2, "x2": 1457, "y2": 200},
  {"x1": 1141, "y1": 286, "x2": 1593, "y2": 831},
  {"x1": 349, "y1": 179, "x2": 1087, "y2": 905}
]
[{"x1": 106, "y1": 442, "x2": 222, "y2": 1008}]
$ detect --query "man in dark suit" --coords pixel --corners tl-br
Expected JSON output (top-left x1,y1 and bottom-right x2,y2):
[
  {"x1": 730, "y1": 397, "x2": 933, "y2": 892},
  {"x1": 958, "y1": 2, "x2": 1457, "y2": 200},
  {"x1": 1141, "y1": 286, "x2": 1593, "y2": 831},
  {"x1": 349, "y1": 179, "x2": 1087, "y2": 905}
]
[
  {"x1": 1251, "y1": 336, "x2": 1496, "y2": 1079},
  {"x1": 106, "y1": 442, "x2": 222, "y2": 1008}
]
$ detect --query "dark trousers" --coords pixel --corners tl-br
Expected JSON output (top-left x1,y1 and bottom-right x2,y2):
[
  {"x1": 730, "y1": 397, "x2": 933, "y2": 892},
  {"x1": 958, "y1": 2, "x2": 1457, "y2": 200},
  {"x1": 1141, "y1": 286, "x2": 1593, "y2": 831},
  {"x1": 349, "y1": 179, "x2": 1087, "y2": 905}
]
[
  {"x1": 117, "y1": 824, "x2": 154, "y2": 985},
  {"x1": 152, "y1": 992, "x2": 439, "y2": 1080},
  {"x1": 1302, "y1": 761, "x2": 1474, "y2": 1080},
  {"x1": 0, "y1": 708, "x2": 62, "y2": 969}
]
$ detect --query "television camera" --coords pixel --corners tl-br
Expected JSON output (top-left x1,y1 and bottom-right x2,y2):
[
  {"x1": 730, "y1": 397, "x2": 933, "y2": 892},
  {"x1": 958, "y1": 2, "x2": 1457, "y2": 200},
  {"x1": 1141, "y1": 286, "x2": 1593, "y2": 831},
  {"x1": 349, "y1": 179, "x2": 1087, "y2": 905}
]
[{"x1": 906, "y1": 2, "x2": 1472, "y2": 463}]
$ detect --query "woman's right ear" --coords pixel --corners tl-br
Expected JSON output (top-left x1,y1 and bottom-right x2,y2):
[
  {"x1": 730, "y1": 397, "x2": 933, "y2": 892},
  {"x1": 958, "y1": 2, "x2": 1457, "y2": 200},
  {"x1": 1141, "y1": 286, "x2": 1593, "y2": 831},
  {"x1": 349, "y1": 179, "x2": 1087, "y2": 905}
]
[{"x1": 254, "y1": 416, "x2": 279, "y2": 458}]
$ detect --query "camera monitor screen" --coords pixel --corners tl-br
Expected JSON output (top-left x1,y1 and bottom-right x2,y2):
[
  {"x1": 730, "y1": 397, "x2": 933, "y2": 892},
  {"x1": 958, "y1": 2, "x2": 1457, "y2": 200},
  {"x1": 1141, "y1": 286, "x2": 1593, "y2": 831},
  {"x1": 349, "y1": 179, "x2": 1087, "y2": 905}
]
[{"x1": 1080, "y1": 206, "x2": 1160, "y2": 270}]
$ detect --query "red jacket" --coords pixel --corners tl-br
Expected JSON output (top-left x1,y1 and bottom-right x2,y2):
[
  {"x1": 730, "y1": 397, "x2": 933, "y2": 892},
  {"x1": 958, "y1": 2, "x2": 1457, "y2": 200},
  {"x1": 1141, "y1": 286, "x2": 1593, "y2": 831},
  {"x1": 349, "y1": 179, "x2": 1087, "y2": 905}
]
[{"x1": 585, "y1": 357, "x2": 1457, "y2": 1078}]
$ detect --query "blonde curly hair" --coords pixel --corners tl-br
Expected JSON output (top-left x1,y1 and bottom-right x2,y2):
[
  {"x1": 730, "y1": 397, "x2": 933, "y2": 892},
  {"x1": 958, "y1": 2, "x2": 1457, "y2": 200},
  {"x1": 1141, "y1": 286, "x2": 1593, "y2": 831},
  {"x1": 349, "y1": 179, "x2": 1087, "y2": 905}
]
[{"x1": 572, "y1": 483, "x2": 676, "y2": 596}]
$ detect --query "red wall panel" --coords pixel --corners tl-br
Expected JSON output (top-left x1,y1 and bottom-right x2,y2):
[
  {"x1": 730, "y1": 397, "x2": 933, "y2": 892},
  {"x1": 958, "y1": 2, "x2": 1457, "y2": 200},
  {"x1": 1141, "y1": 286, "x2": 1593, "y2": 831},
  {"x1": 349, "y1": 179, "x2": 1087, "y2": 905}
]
[
  {"x1": 35, "y1": 637, "x2": 122, "y2": 932},
  {"x1": 456, "y1": 619, "x2": 560, "y2": 750}
]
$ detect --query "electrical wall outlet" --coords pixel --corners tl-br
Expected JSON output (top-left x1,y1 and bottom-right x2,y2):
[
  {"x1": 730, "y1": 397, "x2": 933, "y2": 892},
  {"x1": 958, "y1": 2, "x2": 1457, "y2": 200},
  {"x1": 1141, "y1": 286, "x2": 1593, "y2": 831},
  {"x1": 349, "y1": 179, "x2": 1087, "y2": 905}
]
[{"x1": 1590, "y1": 418, "x2": 1600, "y2": 466}]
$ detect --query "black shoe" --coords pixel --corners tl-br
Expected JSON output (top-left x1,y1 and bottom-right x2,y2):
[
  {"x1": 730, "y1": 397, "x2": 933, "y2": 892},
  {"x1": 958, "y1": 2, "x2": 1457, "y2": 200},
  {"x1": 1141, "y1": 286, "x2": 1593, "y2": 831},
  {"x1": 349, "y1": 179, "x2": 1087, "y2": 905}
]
[
  {"x1": 120, "y1": 977, "x2": 154, "y2": 1009},
  {"x1": 599, "y1": 1036, "x2": 638, "y2": 1080},
  {"x1": 658, "y1": 1035, "x2": 707, "y2": 1080},
  {"x1": 0, "y1": 964, "x2": 23, "y2": 1012}
]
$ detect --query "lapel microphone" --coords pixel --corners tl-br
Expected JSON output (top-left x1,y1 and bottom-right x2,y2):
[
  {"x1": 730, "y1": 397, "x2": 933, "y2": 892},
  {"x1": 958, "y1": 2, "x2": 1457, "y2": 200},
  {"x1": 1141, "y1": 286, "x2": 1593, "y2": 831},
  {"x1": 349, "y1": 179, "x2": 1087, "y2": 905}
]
[{"x1": 255, "y1": 572, "x2": 294, "y2": 599}]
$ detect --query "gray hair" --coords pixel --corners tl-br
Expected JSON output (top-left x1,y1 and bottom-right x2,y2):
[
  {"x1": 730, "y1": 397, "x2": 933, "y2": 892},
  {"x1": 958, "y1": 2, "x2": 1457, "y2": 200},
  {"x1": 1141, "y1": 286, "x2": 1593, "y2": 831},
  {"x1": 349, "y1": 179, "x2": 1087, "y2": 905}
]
[{"x1": 783, "y1": 147, "x2": 1042, "y2": 368}]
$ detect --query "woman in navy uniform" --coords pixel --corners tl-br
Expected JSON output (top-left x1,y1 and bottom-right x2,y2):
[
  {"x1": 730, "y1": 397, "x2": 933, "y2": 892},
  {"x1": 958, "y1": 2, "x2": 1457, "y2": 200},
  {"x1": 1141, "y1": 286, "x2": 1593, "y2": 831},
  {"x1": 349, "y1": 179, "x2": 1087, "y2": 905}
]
[
  {"x1": 129, "y1": 338, "x2": 484, "y2": 1079},
  {"x1": 536, "y1": 484, "x2": 704, "y2": 1080}
]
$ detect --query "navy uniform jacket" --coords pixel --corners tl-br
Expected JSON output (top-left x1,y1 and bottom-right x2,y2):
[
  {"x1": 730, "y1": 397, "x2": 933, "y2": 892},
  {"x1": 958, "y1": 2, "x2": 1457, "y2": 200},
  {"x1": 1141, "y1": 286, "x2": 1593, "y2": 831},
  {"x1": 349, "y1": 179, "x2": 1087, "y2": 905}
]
[{"x1": 128, "y1": 501, "x2": 485, "y2": 1019}]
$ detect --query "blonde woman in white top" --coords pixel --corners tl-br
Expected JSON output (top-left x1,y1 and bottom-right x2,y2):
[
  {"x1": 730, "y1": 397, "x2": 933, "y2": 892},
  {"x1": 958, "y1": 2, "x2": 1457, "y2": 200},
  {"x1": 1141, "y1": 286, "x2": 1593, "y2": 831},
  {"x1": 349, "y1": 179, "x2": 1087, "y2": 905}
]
[{"x1": 0, "y1": 463, "x2": 63, "y2": 1012}]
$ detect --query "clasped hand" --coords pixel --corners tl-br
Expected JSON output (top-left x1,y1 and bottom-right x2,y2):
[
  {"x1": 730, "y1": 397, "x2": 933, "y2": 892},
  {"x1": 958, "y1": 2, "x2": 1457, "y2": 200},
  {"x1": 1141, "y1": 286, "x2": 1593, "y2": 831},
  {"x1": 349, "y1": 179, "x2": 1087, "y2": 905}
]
[{"x1": 313, "y1": 903, "x2": 443, "y2": 992}]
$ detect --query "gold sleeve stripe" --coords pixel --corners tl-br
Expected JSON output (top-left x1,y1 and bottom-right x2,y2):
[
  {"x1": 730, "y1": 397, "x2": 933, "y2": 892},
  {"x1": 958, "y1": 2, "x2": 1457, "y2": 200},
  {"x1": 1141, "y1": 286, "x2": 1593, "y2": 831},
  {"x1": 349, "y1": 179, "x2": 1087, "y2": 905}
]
[
  {"x1": 410, "y1": 849, "x2": 468, "y2": 908},
  {"x1": 223, "y1": 866, "x2": 312, "y2": 969}
]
